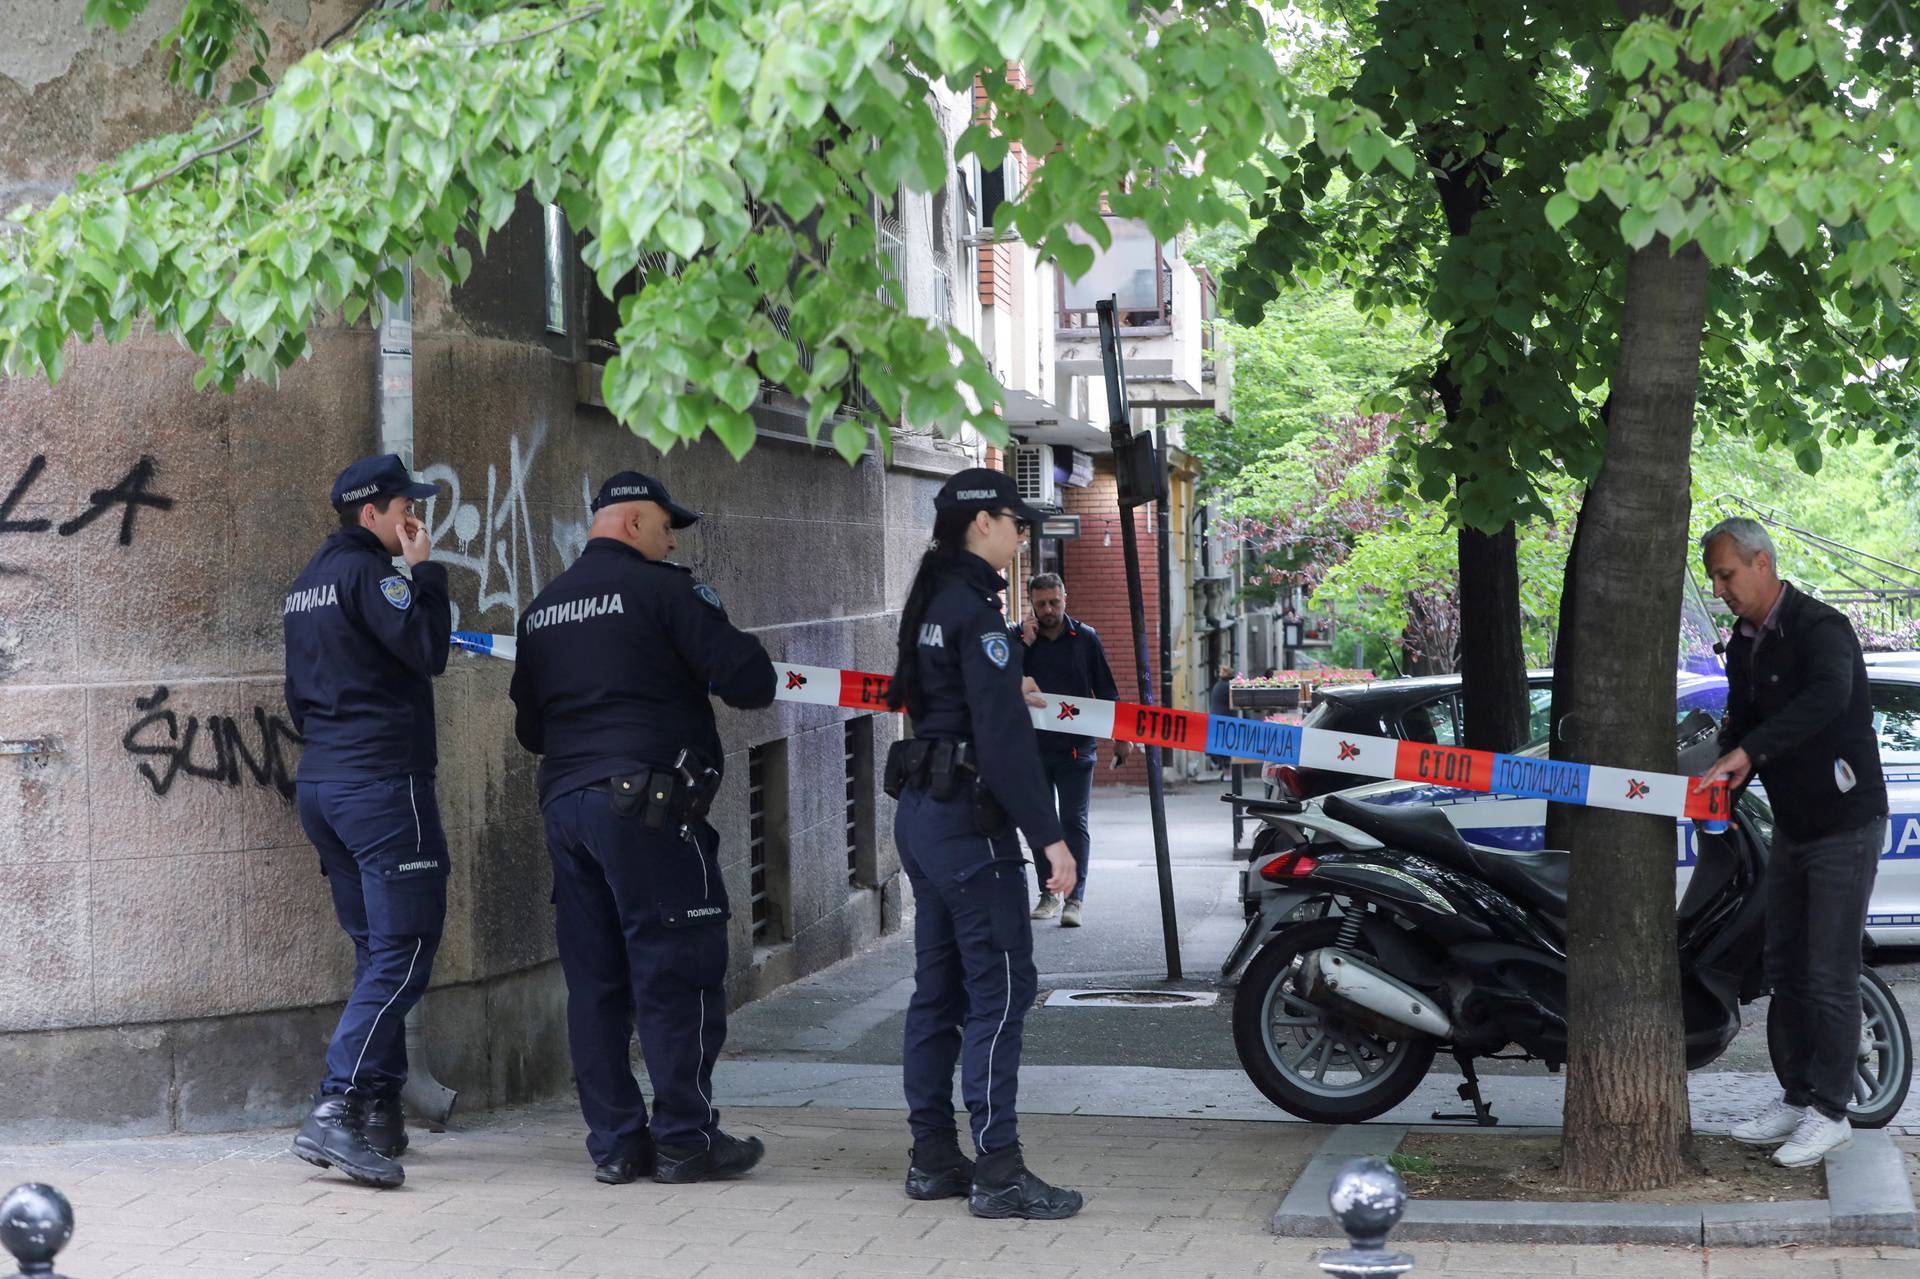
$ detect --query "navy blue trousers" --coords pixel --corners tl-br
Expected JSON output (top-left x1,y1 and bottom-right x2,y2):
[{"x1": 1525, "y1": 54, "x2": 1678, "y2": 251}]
[
  {"x1": 297, "y1": 775, "x2": 449, "y2": 1100},
  {"x1": 895, "y1": 786, "x2": 1037, "y2": 1156},
  {"x1": 543, "y1": 788, "x2": 730, "y2": 1163},
  {"x1": 1031, "y1": 751, "x2": 1095, "y2": 903}
]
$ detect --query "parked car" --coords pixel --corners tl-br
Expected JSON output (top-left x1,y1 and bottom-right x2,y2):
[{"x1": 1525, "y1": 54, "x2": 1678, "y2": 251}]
[
  {"x1": 1263, "y1": 671, "x2": 1555, "y2": 801},
  {"x1": 1251, "y1": 666, "x2": 1920, "y2": 947}
]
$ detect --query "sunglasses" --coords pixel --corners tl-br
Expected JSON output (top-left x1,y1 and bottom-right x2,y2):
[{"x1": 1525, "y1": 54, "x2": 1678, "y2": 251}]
[{"x1": 996, "y1": 510, "x2": 1032, "y2": 535}]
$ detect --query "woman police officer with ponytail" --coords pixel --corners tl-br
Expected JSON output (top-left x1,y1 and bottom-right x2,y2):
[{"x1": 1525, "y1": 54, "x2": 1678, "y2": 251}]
[{"x1": 883, "y1": 468, "x2": 1083, "y2": 1220}]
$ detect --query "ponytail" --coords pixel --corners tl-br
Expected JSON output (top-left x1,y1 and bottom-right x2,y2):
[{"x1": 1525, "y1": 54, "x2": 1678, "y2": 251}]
[{"x1": 887, "y1": 506, "x2": 977, "y2": 719}]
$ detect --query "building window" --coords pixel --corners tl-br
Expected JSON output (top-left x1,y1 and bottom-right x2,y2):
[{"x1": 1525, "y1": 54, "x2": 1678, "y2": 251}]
[
  {"x1": 583, "y1": 249, "x2": 675, "y2": 361},
  {"x1": 979, "y1": 163, "x2": 1007, "y2": 231},
  {"x1": 1057, "y1": 217, "x2": 1170, "y2": 330},
  {"x1": 844, "y1": 716, "x2": 875, "y2": 886},
  {"x1": 747, "y1": 742, "x2": 790, "y2": 945},
  {"x1": 542, "y1": 204, "x2": 570, "y2": 335},
  {"x1": 930, "y1": 262, "x2": 953, "y2": 326},
  {"x1": 875, "y1": 192, "x2": 907, "y2": 306}
]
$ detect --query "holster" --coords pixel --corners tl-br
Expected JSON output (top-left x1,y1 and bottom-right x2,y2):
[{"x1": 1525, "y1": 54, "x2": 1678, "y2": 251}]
[
  {"x1": 604, "y1": 749, "x2": 721, "y2": 830},
  {"x1": 883, "y1": 738, "x2": 933, "y2": 800},
  {"x1": 971, "y1": 780, "x2": 1011, "y2": 838}
]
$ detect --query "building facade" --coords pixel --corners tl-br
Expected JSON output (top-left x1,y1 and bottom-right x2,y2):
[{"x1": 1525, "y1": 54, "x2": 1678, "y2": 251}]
[{"x1": 0, "y1": 4, "x2": 988, "y2": 1141}]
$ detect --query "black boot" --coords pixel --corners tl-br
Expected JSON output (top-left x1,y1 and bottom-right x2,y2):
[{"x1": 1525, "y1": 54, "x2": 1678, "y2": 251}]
[
  {"x1": 595, "y1": 1137, "x2": 657, "y2": 1185},
  {"x1": 905, "y1": 1137, "x2": 975, "y2": 1201},
  {"x1": 968, "y1": 1147, "x2": 1082, "y2": 1220},
  {"x1": 293, "y1": 1095, "x2": 405, "y2": 1189},
  {"x1": 362, "y1": 1096, "x2": 409, "y2": 1159},
  {"x1": 654, "y1": 1131, "x2": 765, "y2": 1184}
]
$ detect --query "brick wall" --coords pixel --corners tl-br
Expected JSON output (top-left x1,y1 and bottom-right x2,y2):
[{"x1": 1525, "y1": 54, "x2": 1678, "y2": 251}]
[{"x1": 1059, "y1": 464, "x2": 1163, "y2": 787}]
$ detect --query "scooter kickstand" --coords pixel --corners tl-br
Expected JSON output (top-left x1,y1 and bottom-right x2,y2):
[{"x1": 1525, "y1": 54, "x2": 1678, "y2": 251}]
[{"x1": 1429, "y1": 1052, "x2": 1499, "y2": 1126}]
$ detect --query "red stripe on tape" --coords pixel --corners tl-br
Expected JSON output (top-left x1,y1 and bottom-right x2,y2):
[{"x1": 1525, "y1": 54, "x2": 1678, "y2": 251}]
[
  {"x1": 1393, "y1": 742, "x2": 1496, "y2": 794},
  {"x1": 1683, "y1": 779, "x2": 1731, "y2": 823},
  {"x1": 839, "y1": 669, "x2": 892, "y2": 710},
  {"x1": 1111, "y1": 703, "x2": 1209, "y2": 751}
]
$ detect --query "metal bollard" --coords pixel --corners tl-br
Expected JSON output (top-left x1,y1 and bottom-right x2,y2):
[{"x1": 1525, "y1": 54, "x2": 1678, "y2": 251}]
[
  {"x1": 1318, "y1": 1157, "x2": 1414, "y2": 1278},
  {"x1": 1, "y1": 1183, "x2": 74, "y2": 1278}
]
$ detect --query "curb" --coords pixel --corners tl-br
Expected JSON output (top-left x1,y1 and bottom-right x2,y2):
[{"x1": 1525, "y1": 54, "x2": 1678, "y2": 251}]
[{"x1": 1270, "y1": 1123, "x2": 1919, "y2": 1247}]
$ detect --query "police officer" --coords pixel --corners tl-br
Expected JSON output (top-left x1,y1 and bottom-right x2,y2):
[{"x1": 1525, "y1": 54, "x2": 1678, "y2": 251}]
[
  {"x1": 1015, "y1": 573, "x2": 1131, "y2": 926},
  {"x1": 882, "y1": 468, "x2": 1083, "y2": 1220},
  {"x1": 283, "y1": 453, "x2": 451, "y2": 1190},
  {"x1": 509, "y1": 471, "x2": 776, "y2": 1185}
]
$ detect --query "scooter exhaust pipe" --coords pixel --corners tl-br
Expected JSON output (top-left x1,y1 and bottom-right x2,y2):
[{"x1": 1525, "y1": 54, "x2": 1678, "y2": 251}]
[{"x1": 1294, "y1": 948, "x2": 1453, "y2": 1039}]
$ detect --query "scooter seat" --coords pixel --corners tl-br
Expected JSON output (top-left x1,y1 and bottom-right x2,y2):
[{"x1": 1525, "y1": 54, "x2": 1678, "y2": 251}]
[{"x1": 1321, "y1": 795, "x2": 1569, "y2": 918}]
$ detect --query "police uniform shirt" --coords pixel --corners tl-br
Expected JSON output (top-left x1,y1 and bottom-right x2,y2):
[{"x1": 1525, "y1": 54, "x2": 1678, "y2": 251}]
[
  {"x1": 1015, "y1": 614, "x2": 1120, "y2": 759},
  {"x1": 508, "y1": 537, "x2": 776, "y2": 806},
  {"x1": 283, "y1": 526, "x2": 452, "y2": 780},
  {"x1": 912, "y1": 552, "x2": 1067, "y2": 851}
]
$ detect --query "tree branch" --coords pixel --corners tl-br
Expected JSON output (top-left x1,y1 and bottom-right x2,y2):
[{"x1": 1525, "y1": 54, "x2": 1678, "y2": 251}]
[
  {"x1": 451, "y1": 3, "x2": 605, "y2": 50},
  {"x1": 125, "y1": 125, "x2": 261, "y2": 196}
]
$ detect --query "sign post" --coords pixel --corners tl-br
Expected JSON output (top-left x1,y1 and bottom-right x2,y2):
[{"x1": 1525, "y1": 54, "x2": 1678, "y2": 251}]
[{"x1": 1097, "y1": 298, "x2": 1182, "y2": 982}]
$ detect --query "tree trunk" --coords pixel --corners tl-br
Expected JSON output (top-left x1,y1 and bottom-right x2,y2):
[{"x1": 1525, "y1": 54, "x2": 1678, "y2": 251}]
[
  {"x1": 1457, "y1": 523, "x2": 1529, "y2": 751},
  {"x1": 1558, "y1": 236, "x2": 1707, "y2": 1190}
]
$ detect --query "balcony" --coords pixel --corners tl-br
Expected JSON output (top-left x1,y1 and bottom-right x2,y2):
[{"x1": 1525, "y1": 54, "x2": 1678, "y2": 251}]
[{"x1": 1056, "y1": 218, "x2": 1171, "y2": 334}]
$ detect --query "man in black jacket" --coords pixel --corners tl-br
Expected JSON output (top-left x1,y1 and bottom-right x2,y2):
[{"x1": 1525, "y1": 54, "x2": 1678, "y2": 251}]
[
  {"x1": 1014, "y1": 574, "x2": 1131, "y2": 926},
  {"x1": 1700, "y1": 517, "x2": 1887, "y2": 1168}
]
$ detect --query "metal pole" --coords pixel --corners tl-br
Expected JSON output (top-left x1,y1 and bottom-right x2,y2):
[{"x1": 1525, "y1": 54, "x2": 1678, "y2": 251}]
[
  {"x1": 1155, "y1": 422, "x2": 1173, "y2": 716},
  {"x1": 1097, "y1": 299, "x2": 1181, "y2": 982}
]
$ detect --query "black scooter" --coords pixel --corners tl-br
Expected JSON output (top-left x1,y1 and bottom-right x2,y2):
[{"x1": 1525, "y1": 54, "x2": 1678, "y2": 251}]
[{"x1": 1230, "y1": 786, "x2": 1914, "y2": 1127}]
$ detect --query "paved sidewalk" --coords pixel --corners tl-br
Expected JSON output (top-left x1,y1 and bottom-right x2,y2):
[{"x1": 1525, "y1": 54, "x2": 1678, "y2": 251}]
[{"x1": 6, "y1": 1101, "x2": 1919, "y2": 1278}]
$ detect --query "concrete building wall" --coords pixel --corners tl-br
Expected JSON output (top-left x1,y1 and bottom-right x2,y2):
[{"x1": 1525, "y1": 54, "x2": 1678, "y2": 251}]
[{"x1": 0, "y1": 2, "x2": 959, "y2": 1141}]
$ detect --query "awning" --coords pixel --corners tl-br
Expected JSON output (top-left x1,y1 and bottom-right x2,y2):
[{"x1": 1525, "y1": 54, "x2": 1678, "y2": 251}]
[{"x1": 1000, "y1": 386, "x2": 1110, "y2": 453}]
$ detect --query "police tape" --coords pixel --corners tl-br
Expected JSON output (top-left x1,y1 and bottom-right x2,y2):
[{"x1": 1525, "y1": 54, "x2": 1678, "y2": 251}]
[{"x1": 451, "y1": 631, "x2": 1732, "y2": 830}]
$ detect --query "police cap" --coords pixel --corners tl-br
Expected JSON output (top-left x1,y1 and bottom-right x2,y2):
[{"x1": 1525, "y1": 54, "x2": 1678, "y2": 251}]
[
  {"x1": 330, "y1": 454, "x2": 440, "y2": 510},
  {"x1": 591, "y1": 471, "x2": 701, "y2": 528},
  {"x1": 934, "y1": 467, "x2": 1046, "y2": 525}
]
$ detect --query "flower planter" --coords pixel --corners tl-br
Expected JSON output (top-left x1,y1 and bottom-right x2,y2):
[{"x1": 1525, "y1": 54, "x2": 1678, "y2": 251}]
[{"x1": 1230, "y1": 685, "x2": 1302, "y2": 710}]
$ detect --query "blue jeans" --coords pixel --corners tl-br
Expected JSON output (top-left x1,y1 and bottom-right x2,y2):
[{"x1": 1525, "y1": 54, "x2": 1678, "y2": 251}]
[
  {"x1": 895, "y1": 785, "x2": 1036, "y2": 1155},
  {"x1": 542, "y1": 788, "x2": 730, "y2": 1161},
  {"x1": 1032, "y1": 751, "x2": 1095, "y2": 902},
  {"x1": 1766, "y1": 818, "x2": 1884, "y2": 1120},
  {"x1": 297, "y1": 775, "x2": 449, "y2": 1100}
]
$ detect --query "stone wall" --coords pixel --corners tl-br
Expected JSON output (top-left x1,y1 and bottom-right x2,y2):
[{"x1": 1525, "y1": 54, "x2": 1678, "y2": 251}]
[{"x1": 0, "y1": 1, "x2": 956, "y2": 1140}]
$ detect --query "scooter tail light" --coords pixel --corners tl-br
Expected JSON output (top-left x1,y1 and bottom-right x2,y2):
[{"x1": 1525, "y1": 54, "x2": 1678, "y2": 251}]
[
  {"x1": 1274, "y1": 765, "x2": 1302, "y2": 796},
  {"x1": 1259, "y1": 849, "x2": 1321, "y2": 882}
]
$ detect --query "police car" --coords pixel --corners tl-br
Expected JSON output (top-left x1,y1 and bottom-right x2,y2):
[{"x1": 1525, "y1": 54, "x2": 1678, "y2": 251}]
[{"x1": 1313, "y1": 667, "x2": 1920, "y2": 947}]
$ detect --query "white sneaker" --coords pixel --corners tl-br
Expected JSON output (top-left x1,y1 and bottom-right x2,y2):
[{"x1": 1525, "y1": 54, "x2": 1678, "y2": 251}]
[
  {"x1": 1731, "y1": 1097, "x2": 1805, "y2": 1145},
  {"x1": 1060, "y1": 898, "x2": 1083, "y2": 928},
  {"x1": 1774, "y1": 1110, "x2": 1852, "y2": 1168},
  {"x1": 1031, "y1": 892, "x2": 1061, "y2": 920}
]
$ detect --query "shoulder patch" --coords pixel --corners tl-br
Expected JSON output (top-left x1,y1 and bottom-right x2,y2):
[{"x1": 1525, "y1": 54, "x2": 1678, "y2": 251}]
[
  {"x1": 378, "y1": 575, "x2": 413, "y2": 610},
  {"x1": 981, "y1": 632, "x2": 1011, "y2": 669},
  {"x1": 693, "y1": 582, "x2": 725, "y2": 612}
]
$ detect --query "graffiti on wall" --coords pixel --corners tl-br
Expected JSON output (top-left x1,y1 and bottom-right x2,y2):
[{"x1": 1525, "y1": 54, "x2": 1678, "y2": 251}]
[
  {"x1": 122, "y1": 685, "x2": 304, "y2": 800},
  {"x1": 0, "y1": 454, "x2": 176, "y2": 547},
  {"x1": 419, "y1": 421, "x2": 593, "y2": 630}
]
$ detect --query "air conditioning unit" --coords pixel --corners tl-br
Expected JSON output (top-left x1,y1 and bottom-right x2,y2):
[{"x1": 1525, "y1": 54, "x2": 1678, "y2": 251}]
[{"x1": 1010, "y1": 445, "x2": 1060, "y2": 511}]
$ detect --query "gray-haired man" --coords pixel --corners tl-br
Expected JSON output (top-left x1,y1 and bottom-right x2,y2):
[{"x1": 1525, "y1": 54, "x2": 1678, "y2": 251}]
[{"x1": 1698, "y1": 516, "x2": 1887, "y2": 1168}]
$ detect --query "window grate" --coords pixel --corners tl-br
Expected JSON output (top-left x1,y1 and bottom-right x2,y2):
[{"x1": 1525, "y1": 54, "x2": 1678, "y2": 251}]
[{"x1": 843, "y1": 717, "x2": 875, "y2": 887}]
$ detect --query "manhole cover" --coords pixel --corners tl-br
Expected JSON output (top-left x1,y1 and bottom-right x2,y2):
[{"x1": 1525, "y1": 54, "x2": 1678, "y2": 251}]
[{"x1": 1041, "y1": 989, "x2": 1219, "y2": 1009}]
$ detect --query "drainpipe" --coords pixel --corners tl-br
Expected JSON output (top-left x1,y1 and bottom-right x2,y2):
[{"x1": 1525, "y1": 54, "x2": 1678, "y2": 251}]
[{"x1": 380, "y1": 264, "x2": 459, "y2": 1128}]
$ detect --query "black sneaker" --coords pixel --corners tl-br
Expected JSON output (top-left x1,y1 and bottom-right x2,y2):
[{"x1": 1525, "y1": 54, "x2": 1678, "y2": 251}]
[
  {"x1": 292, "y1": 1095, "x2": 405, "y2": 1189},
  {"x1": 904, "y1": 1140, "x2": 975, "y2": 1200},
  {"x1": 654, "y1": 1131, "x2": 765, "y2": 1184},
  {"x1": 362, "y1": 1096, "x2": 409, "y2": 1159},
  {"x1": 595, "y1": 1142, "x2": 656, "y2": 1184},
  {"x1": 969, "y1": 1148, "x2": 1082, "y2": 1220}
]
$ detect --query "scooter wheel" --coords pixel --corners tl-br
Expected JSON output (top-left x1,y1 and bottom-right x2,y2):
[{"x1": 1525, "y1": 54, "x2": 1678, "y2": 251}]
[{"x1": 1231, "y1": 916, "x2": 1439, "y2": 1123}]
